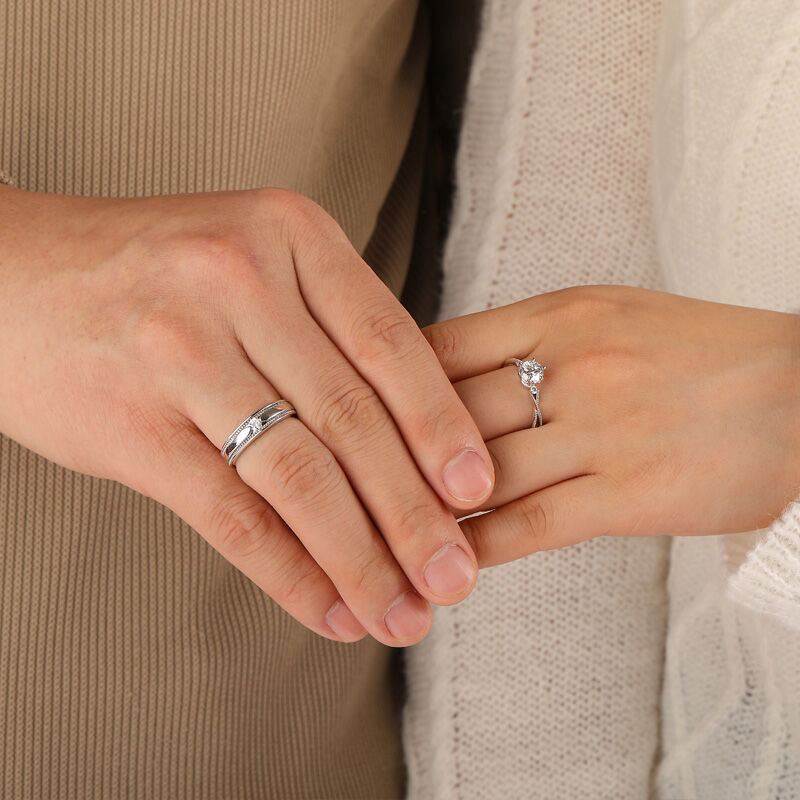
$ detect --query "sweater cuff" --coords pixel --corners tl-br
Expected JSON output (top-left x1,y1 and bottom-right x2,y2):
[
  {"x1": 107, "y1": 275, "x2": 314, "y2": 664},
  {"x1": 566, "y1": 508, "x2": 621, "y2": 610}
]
[
  {"x1": 0, "y1": 168, "x2": 15, "y2": 186},
  {"x1": 725, "y1": 499, "x2": 800, "y2": 631}
]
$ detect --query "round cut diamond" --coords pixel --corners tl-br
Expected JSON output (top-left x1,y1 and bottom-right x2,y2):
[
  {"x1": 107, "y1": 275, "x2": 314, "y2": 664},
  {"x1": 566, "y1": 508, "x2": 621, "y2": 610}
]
[{"x1": 518, "y1": 358, "x2": 544, "y2": 387}]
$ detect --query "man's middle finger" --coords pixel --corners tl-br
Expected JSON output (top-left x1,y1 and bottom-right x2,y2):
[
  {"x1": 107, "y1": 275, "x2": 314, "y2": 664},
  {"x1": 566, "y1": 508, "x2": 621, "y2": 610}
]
[{"x1": 238, "y1": 302, "x2": 480, "y2": 607}]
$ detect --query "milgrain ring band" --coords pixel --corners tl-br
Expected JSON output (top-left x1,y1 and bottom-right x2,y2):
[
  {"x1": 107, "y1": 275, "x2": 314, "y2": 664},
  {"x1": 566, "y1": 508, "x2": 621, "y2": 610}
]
[
  {"x1": 221, "y1": 400, "x2": 297, "y2": 466},
  {"x1": 504, "y1": 356, "x2": 546, "y2": 428}
]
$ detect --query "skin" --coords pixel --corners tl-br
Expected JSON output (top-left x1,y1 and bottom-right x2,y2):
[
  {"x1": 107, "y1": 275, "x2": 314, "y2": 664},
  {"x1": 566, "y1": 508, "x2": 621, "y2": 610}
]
[
  {"x1": 8, "y1": 185, "x2": 791, "y2": 648},
  {"x1": 424, "y1": 285, "x2": 800, "y2": 566},
  {"x1": 0, "y1": 183, "x2": 497, "y2": 648}
]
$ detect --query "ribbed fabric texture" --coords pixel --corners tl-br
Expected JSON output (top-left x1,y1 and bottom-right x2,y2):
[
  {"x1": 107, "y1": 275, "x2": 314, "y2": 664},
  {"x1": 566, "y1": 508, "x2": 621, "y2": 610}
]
[{"x1": 0, "y1": 2, "x2": 431, "y2": 797}]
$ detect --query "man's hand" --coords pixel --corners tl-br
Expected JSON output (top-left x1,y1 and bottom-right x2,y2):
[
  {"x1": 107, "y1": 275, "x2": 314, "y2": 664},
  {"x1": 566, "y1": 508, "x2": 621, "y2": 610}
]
[{"x1": 0, "y1": 184, "x2": 495, "y2": 646}]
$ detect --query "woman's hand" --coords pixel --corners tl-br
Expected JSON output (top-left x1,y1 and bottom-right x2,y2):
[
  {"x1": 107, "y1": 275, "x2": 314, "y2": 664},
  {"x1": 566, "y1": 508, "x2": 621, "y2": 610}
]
[
  {"x1": 423, "y1": 285, "x2": 800, "y2": 566},
  {"x1": 0, "y1": 184, "x2": 495, "y2": 646}
]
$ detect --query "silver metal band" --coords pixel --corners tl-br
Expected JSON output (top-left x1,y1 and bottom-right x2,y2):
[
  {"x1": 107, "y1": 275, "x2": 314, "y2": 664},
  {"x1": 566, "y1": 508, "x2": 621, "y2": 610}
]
[
  {"x1": 221, "y1": 400, "x2": 296, "y2": 466},
  {"x1": 504, "y1": 356, "x2": 546, "y2": 428}
]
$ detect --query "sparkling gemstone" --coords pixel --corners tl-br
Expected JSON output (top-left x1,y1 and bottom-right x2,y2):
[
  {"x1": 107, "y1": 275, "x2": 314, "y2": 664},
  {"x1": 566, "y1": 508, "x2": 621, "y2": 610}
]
[{"x1": 519, "y1": 358, "x2": 544, "y2": 387}]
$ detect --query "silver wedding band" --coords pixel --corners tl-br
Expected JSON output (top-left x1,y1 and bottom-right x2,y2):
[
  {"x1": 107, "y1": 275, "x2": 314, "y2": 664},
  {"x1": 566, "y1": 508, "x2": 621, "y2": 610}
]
[
  {"x1": 504, "y1": 356, "x2": 546, "y2": 427},
  {"x1": 221, "y1": 400, "x2": 296, "y2": 466}
]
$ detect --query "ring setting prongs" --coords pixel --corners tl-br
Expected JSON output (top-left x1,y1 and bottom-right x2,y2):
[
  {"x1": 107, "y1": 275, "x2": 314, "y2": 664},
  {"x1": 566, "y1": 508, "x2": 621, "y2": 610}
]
[{"x1": 504, "y1": 356, "x2": 546, "y2": 427}]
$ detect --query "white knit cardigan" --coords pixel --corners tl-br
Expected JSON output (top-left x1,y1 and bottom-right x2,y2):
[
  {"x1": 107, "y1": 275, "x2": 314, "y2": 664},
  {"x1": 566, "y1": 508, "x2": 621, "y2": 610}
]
[{"x1": 403, "y1": 1, "x2": 800, "y2": 798}]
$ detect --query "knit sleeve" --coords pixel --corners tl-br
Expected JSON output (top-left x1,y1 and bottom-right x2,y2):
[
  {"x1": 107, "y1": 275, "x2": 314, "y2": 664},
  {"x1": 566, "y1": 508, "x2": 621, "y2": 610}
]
[
  {"x1": 0, "y1": 168, "x2": 15, "y2": 186},
  {"x1": 726, "y1": 500, "x2": 800, "y2": 631}
]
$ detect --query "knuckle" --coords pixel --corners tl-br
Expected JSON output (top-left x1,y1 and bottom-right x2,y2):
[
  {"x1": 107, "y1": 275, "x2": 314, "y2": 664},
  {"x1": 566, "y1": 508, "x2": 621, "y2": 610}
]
[
  {"x1": 390, "y1": 498, "x2": 445, "y2": 546},
  {"x1": 411, "y1": 402, "x2": 458, "y2": 449},
  {"x1": 247, "y1": 185, "x2": 290, "y2": 210},
  {"x1": 276, "y1": 551, "x2": 329, "y2": 611},
  {"x1": 315, "y1": 380, "x2": 390, "y2": 444},
  {"x1": 258, "y1": 186, "x2": 320, "y2": 223},
  {"x1": 210, "y1": 491, "x2": 278, "y2": 561},
  {"x1": 115, "y1": 397, "x2": 167, "y2": 441},
  {"x1": 126, "y1": 404, "x2": 193, "y2": 452},
  {"x1": 422, "y1": 322, "x2": 460, "y2": 368},
  {"x1": 169, "y1": 231, "x2": 257, "y2": 284},
  {"x1": 258, "y1": 188, "x2": 332, "y2": 249},
  {"x1": 266, "y1": 438, "x2": 339, "y2": 508},
  {"x1": 350, "y1": 305, "x2": 422, "y2": 364},
  {"x1": 111, "y1": 406, "x2": 197, "y2": 491},
  {"x1": 517, "y1": 496, "x2": 553, "y2": 549},
  {"x1": 131, "y1": 306, "x2": 209, "y2": 371},
  {"x1": 553, "y1": 284, "x2": 622, "y2": 323},
  {"x1": 347, "y1": 543, "x2": 392, "y2": 599},
  {"x1": 166, "y1": 231, "x2": 270, "y2": 311}
]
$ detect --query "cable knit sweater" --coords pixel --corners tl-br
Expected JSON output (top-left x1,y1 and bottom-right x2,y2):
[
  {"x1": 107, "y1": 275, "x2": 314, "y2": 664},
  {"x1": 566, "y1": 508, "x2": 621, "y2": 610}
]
[{"x1": 402, "y1": 1, "x2": 800, "y2": 798}]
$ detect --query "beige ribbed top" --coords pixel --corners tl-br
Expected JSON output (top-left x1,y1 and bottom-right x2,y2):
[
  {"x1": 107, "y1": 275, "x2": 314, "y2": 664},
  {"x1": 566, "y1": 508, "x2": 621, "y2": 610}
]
[{"x1": 0, "y1": 2, "x2": 431, "y2": 797}]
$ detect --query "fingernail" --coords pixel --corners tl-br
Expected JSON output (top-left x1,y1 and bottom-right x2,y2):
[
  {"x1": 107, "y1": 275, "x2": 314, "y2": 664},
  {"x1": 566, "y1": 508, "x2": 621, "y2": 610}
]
[
  {"x1": 423, "y1": 544, "x2": 476, "y2": 596},
  {"x1": 384, "y1": 590, "x2": 431, "y2": 641},
  {"x1": 325, "y1": 599, "x2": 366, "y2": 641},
  {"x1": 443, "y1": 449, "x2": 493, "y2": 502}
]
